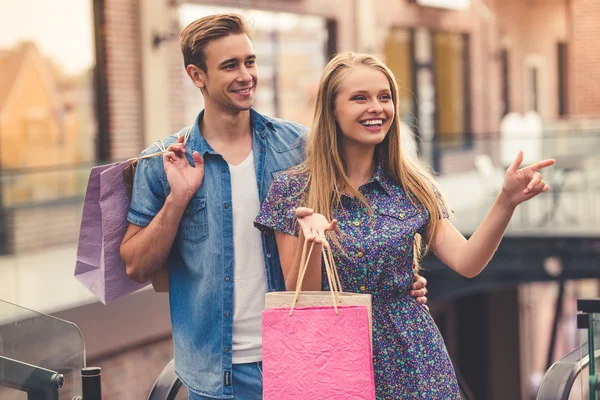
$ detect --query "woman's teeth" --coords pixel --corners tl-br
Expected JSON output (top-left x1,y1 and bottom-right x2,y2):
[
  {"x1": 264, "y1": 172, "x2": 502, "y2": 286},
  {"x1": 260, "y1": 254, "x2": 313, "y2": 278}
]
[{"x1": 360, "y1": 119, "x2": 383, "y2": 126}]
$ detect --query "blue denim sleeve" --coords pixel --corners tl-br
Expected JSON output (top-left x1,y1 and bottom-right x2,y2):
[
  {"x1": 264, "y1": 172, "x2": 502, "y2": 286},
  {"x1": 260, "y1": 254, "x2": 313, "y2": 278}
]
[{"x1": 127, "y1": 157, "x2": 166, "y2": 227}]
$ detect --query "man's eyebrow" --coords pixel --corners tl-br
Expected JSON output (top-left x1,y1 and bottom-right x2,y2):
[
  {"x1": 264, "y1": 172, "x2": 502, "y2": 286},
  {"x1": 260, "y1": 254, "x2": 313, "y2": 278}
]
[
  {"x1": 219, "y1": 55, "x2": 256, "y2": 67},
  {"x1": 219, "y1": 58, "x2": 238, "y2": 67}
]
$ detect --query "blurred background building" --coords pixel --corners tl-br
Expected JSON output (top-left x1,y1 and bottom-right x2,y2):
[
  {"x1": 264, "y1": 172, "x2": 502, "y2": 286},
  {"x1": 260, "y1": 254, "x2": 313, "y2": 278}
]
[{"x1": 0, "y1": 0, "x2": 599, "y2": 398}]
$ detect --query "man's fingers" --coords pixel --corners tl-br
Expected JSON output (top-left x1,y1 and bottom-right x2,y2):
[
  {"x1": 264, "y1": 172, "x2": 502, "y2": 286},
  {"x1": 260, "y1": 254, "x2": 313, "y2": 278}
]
[
  {"x1": 412, "y1": 275, "x2": 427, "y2": 290},
  {"x1": 192, "y1": 151, "x2": 203, "y2": 169},
  {"x1": 167, "y1": 143, "x2": 186, "y2": 157},
  {"x1": 163, "y1": 151, "x2": 174, "y2": 163}
]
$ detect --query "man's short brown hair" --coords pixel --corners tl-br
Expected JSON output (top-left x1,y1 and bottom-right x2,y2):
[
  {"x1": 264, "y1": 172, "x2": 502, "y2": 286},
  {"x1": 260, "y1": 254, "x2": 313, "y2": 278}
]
[{"x1": 180, "y1": 13, "x2": 251, "y2": 72}]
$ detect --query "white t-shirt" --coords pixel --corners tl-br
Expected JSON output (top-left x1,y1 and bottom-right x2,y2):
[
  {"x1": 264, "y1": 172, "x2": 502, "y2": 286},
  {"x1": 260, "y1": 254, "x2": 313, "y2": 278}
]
[{"x1": 229, "y1": 151, "x2": 268, "y2": 363}]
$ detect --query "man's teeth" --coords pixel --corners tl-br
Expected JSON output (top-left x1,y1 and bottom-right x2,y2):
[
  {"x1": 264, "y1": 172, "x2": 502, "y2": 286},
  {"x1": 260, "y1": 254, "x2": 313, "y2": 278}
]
[
  {"x1": 234, "y1": 88, "x2": 251, "y2": 93},
  {"x1": 361, "y1": 120, "x2": 383, "y2": 126}
]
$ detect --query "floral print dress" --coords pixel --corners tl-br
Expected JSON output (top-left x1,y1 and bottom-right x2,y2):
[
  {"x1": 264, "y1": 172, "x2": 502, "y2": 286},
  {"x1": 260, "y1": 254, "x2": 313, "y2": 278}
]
[{"x1": 254, "y1": 166, "x2": 460, "y2": 399}]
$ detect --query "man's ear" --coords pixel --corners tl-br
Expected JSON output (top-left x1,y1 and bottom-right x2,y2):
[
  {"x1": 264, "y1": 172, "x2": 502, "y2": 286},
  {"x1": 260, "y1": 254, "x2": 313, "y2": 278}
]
[{"x1": 186, "y1": 65, "x2": 205, "y2": 89}]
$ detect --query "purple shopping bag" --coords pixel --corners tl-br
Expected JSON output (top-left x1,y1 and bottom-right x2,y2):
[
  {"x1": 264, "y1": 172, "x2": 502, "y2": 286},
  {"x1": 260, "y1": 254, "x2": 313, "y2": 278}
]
[
  {"x1": 74, "y1": 161, "x2": 148, "y2": 304},
  {"x1": 262, "y1": 305, "x2": 376, "y2": 400},
  {"x1": 74, "y1": 127, "x2": 192, "y2": 303}
]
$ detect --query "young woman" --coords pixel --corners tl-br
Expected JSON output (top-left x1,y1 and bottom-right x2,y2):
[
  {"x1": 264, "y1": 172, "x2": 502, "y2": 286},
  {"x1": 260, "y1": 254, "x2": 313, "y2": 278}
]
[{"x1": 254, "y1": 52, "x2": 553, "y2": 398}]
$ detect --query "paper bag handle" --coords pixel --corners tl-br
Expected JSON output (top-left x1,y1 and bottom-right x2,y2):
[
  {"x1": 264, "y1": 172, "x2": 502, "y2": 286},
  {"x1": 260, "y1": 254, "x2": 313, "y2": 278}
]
[
  {"x1": 289, "y1": 239, "x2": 343, "y2": 316},
  {"x1": 127, "y1": 125, "x2": 193, "y2": 163}
]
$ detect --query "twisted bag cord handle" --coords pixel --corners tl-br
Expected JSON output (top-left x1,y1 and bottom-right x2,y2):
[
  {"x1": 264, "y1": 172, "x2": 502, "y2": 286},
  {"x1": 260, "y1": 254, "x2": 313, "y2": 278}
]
[
  {"x1": 127, "y1": 125, "x2": 193, "y2": 163},
  {"x1": 289, "y1": 238, "x2": 343, "y2": 316}
]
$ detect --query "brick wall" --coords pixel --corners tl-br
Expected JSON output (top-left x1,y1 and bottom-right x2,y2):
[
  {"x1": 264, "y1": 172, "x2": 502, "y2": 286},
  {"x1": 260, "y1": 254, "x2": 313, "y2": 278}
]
[
  {"x1": 570, "y1": 0, "x2": 600, "y2": 116},
  {"x1": 166, "y1": 38, "x2": 188, "y2": 134},
  {"x1": 103, "y1": 0, "x2": 145, "y2": 160},
  {"x1": 494, "y1": 0, "x2": 568, "y2": 120}
]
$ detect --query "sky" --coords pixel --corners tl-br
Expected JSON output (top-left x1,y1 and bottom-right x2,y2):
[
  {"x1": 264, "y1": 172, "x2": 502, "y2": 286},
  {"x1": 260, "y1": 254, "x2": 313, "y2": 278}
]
[{"x1": 0, "y1": 0, "x2": 95, "y2": 74}]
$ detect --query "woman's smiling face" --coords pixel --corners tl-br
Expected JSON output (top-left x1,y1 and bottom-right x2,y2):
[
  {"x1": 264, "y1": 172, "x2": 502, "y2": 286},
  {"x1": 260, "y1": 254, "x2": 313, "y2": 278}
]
[{"x1": 334, "y1": 66, "x2": 395, "y2": 151}]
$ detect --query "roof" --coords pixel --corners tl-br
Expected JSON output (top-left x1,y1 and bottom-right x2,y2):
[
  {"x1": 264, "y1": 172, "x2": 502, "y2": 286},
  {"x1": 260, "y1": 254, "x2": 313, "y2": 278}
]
[{"x1": 0, "y1": 42, "x2": 37, "y2": 112}]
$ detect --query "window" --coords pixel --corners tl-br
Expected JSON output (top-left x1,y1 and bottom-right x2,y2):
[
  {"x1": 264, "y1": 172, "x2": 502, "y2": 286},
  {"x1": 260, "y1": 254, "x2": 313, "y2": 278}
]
[
  {"x1": 384, "y1": 28, "x2": 415, "y2": 126},
  {"x1": 528, "y1": 66, "x2": 539, "y2": 112},
  {"x1": 433, "y1": 31, "x2": 470, "y2": 148},
  {"x1": 501, "y1": 49, "x2": 510, "y2": 117},
  {"x1": 385, "y1": 28, "x2": 471, "y2": 148},
  {"x1": 557, "y1": 42, "x2": 568, "y2": 117}
]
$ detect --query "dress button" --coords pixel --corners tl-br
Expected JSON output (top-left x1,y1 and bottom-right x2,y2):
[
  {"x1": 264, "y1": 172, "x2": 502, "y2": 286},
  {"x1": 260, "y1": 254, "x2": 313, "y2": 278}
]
[
  {"x1": 353, "y1": 221, "x2": 360, "y2": 227},
  {"x1": 224, "y1": 276, "x2": 231, "y2": 282},
  {"x1": 357, "y1": 251, "x2": 364, "y2": 258},
  {"x1": 359, "y1": 285, "x2": 366, "y2": 292}
]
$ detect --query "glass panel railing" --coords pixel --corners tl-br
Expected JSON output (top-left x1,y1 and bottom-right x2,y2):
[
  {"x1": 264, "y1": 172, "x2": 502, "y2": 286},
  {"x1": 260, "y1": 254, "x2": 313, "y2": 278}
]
[
  {"x1": 579, "y1": 299, "x2": 600, "y2": 400},
  {"x1": 0, "y1": 299, "x2": 85, "y2": 399},
  {"x1": 429, "y1": 129, "x2": 600, "y2": 238},
  {"x1": 536, "y1": 298, "x2": 600, "y2": 400}
]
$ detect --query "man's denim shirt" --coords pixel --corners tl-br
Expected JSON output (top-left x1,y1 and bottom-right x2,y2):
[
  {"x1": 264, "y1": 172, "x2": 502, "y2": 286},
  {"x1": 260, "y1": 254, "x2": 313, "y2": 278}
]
[{"x1": 127, "y1": 109, "x2": 306, "y2": 398}]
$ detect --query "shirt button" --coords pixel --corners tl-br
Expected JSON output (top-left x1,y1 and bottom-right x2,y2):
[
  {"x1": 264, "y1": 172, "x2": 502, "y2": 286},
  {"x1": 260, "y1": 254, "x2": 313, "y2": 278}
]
[
  {"x1": 224, "y1": 203, "x2": 229, "y2": 209},
  {"x1": 353, "y1": 221, "x2": 360, "y2": 227},
  {"x1": 221, "y1": 168, "x2": 226, "y2": 173},
  {"x1": 224, "y1": 346, "x2": 230, "y2": 352},
  {"x1": 266, "y1": 253, "x2": 272, "y2": 259},
  {"x1": 260, "y1": 148, "x2": 265, "y2": 153},
  {"x1": 224, "y1": 276, "x2": 231, "y2": 282},
  {"x1": 224, "y1": 312, "x2": 230, "y2": 318},
  {"x1": 357, "y1": 251, "x2": 364, "y2": 258},
  {"x1": 359, "y1": 285, "x2": 366, "y2": 292}
]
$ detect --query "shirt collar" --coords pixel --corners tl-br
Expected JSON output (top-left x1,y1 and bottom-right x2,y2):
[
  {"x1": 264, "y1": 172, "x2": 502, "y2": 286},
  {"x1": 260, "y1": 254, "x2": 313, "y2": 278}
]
[
  {"x1": 186, "y1": 108, "x2": 275, "y2": 156},
  {"x1": 367, "y1": 162, "x2": 394, "y2": 195}
]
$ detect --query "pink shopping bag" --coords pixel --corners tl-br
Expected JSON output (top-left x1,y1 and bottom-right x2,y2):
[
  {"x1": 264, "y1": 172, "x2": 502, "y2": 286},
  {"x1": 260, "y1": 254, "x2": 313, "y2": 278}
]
[
  {"x1": 262, "y1": 241, "x2": 376, "y2": 399},
  {"x1": 262, "y1": 305, "x2": 375, "y2": 399}
]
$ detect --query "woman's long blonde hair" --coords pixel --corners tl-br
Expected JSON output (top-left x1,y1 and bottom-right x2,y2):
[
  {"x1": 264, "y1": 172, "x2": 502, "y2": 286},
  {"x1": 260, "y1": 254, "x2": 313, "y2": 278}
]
[{"x1": 299, "y1": 52, "x2": 450, "y2": 271}]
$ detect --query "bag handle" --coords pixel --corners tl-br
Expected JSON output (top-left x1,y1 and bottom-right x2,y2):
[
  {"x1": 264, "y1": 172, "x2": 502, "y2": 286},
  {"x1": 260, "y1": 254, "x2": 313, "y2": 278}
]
[
  {"x1": 289, "y1": 239, "x2": 343, "y2": 316},
  {"x1": 294, "y1": 240, "x2": 342, "y2": 294},
  {"x1": 127, "y1": 125, "x2": 193, "y2": 163}
]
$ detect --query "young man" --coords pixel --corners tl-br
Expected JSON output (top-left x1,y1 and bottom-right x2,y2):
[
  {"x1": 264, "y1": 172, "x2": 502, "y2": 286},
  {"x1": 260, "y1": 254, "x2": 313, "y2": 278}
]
[{"x1": 120, "y1": 14, "x2": 428, "y2": 400}]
